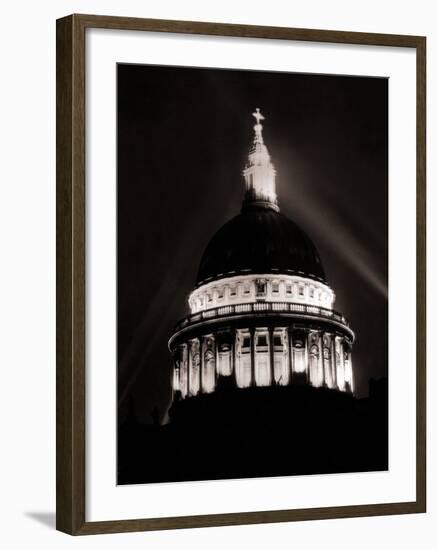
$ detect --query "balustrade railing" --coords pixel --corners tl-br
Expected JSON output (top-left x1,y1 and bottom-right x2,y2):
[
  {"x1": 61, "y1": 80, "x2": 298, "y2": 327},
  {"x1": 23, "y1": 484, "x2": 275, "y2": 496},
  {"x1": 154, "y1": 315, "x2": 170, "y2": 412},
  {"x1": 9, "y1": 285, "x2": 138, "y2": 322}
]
[{"x1": 175, "y1": 301, "x2": 350, "y2": 331}]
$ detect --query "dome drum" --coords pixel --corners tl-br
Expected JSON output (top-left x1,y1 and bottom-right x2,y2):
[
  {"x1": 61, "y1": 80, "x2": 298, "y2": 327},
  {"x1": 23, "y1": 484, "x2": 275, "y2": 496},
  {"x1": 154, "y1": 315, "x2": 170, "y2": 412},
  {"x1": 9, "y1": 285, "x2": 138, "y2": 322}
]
[{"x1": 170, "y1": 322, "x2": 354, "y2": 400}]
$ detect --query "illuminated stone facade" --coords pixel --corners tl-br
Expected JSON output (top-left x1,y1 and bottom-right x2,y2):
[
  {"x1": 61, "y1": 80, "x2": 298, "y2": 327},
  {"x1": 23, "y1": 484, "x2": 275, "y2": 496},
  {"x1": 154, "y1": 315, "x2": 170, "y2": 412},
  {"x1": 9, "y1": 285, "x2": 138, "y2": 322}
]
[{"x1": 168, "y1": 109, "x2": 354, "y2": 400}]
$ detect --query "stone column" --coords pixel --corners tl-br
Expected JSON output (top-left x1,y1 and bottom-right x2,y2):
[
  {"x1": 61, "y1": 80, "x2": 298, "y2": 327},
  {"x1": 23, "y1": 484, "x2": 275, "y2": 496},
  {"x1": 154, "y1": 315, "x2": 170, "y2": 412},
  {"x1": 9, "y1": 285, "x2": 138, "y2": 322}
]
[
  {"x1": 304, "y1": 331, "x2": 309, "y2": 383},
  {"x1": 187, "y1": 340, "x2": 192, "y2": 396},
  {"x1": 337, "y1": 338, "x2": 345, "y2": 390},
  {"x1": 232, "y1": 329, "x2": 237, "y2": 385},
  {"x1": 199, "y1": 336, "x2": 204, "y2": 394},
  {"x1": 336, "y1": 336, "x2": 343, "y2": 390},
  {"x1": 345, "y1": 347, "x2": 354, "y2": 393},
  {"x1": 172, "y1": 353, "x2": 180, "y2": 392},
  {"x1": 181, "y1": 343, "x2": 188, "y2": 398},
  {"x1": 250, "y1": 327, "x2": 255, "y2": 387},
  {"x1": 317, "y1": 332, "x2": 323, "y2": 387},
  {"x1": 320, "y1": 332, "x2": 326, "y2": 387},
  {"x1": 214, "y1": 334, "x2": 219, "y2": 385},
  {"x1": 324, "y1": 334, "x2": 332, "y2": 388},
  {"x1": 288, "y1": 327, "x2": 293, "y2": 384},
  {"x1": 330, "y1": 335, "x2": 336, "y2": 389},
  {"x1": 268, "y1": 326, "x2": 275, "y2": 385}
]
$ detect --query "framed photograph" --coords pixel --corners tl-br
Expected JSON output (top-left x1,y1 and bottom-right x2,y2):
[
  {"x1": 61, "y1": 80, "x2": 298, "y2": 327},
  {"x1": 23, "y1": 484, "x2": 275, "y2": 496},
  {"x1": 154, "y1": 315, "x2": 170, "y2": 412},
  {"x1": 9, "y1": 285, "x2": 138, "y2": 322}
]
[{"x1": 56, "y1": 14, "x2": 426, "y2": 535}]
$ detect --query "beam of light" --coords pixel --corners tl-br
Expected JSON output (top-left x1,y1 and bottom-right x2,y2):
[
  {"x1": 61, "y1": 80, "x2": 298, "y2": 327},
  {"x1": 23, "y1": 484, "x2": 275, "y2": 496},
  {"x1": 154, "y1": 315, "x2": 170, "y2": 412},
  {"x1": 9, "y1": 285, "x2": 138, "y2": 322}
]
[
  {"x1": 117, "y1": 215, "x2": 209, "y2": 407},
  {"x1": 281, "y1": 177, "x2": 388, "y2": 299}
]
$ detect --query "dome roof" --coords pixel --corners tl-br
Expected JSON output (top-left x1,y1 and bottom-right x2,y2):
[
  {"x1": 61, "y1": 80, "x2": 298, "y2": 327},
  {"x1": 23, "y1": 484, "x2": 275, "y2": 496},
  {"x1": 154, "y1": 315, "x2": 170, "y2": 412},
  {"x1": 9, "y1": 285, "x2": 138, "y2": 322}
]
[{"x1": 196, "y1": 205, "x2": 326, "y2": 285}]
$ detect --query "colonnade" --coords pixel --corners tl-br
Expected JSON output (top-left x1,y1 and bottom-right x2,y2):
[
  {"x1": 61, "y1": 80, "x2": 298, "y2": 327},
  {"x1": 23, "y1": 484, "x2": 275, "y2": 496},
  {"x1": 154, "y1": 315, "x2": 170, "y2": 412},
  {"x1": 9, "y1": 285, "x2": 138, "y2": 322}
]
[{"x1": 172, "y1": 327, "x2": 353, "y2": 399}]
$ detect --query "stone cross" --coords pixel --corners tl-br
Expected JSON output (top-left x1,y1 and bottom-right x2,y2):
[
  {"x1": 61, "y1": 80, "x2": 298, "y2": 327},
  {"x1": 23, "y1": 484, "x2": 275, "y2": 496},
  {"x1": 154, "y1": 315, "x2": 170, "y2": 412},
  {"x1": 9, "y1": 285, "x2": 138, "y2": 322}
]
[{"x1": 252, "y1": 108, "x2": 265, "y2": 124}]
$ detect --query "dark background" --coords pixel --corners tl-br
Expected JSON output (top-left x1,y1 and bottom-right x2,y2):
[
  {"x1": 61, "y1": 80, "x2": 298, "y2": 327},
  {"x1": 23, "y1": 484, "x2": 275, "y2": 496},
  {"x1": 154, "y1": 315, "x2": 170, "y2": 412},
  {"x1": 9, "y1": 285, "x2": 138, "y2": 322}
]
[{"x1": 117, "y1": 63, "x2": 388, "y2": 424}]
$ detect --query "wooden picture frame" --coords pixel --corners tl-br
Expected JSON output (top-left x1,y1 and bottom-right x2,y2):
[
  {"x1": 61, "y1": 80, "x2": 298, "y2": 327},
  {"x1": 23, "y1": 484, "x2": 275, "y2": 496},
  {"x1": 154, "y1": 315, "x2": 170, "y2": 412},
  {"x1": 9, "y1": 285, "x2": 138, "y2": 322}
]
[{"x1": 56, "y1": 13, "x2": 426, "y2": 535}]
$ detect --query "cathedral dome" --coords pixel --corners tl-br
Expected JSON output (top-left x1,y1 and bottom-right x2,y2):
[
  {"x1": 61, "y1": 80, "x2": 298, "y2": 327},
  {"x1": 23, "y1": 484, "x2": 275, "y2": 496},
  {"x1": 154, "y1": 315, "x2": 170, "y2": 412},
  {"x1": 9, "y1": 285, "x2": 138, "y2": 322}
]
[
  {"x1": 169, "y1": 108, "x2": 355, "y2": 406},
  {"x1": 196, "y1": 204, "x2": 326, "y2": 285}
]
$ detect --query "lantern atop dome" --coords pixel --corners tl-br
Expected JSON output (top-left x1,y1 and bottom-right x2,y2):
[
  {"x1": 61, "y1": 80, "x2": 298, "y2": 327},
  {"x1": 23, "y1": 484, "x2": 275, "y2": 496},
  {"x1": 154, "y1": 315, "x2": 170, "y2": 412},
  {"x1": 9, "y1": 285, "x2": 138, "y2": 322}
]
[{"x1": 242, "y1": 108, "x2": 278, "y2": 212}]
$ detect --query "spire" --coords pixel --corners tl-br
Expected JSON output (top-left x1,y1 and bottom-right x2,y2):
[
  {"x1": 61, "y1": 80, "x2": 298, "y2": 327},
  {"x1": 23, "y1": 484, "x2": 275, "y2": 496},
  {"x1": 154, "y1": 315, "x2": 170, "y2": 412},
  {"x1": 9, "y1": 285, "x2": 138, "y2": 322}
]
[{"x1": 242, "y1": 108, "x2": 279, "y2": 212}]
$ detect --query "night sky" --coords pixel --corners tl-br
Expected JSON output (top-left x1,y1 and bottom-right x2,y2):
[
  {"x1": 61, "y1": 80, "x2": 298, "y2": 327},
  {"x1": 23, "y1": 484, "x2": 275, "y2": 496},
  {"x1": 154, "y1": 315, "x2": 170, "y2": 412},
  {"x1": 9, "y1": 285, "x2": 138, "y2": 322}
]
[{"x1": 117, "y1": 63, "x2": 388, "y2": 423}]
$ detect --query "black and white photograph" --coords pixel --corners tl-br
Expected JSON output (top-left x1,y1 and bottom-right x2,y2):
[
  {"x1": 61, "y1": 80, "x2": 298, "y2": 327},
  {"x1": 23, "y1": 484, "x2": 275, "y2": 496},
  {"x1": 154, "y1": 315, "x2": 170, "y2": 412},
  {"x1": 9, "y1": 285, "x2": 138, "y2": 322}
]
[
  {"x1": 117, "y1": 63, "x2": 388, "y2": 485},
  {"x1": 1, "y1": 0, "x2": 432, "y2": 545}
]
